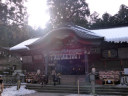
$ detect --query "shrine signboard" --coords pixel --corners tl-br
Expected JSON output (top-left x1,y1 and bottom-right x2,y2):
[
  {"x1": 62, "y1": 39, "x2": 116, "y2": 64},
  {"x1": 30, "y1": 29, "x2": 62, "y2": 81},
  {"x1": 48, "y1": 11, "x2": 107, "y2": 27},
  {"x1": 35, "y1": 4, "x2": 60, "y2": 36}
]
[{"x1": 48, "y1": 48, "x2": 84, "y2": 60}]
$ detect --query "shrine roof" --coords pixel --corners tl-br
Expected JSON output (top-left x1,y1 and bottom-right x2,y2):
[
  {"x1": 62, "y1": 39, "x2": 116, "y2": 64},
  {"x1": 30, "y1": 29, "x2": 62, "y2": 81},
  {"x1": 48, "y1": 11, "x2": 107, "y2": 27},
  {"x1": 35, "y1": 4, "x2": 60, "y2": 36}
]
[
  {"x1": 10, "y1": 38, "x2": 40, "y2": 51},
  {"x1": 92, "y1": 26, "x2": 128, "y2": 43},
  {"x1": 9, "y1": 24, "x2": 104, "y2": 51},
  {"x1": 51, "y1": 24, "x2": 104, "y2": 40},
  {"x1": 27, "y1": 24, "x2": 104, "y2": 47},
  {"x1": 9, "y1": 25, "x2": 128, "y2": 51}
]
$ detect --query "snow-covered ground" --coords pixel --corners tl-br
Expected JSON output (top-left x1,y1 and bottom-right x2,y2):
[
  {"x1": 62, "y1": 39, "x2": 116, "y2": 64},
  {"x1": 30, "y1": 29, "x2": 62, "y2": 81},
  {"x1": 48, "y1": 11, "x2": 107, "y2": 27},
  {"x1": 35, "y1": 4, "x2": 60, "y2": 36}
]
[
  {"x1": 1, "y1": 85, "x2": 123, "y2": 96},
  {"x1": 2, "y1": 85, "x2": 36, "y2": 96},
  {"x1": 116, "y1": 84, "x2": 128, "y2": 87}
]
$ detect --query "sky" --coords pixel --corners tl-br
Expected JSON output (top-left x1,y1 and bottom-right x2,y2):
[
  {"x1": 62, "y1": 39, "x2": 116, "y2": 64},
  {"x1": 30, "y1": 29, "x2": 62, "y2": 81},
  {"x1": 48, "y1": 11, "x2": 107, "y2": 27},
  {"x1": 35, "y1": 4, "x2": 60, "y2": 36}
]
[
  {"x1": 86, "y1": 0, "x2": 128, "y2": 16},
  {"x1": 26, "y1": 0, "x2": 50, "y2": 29},
  {"x1": 26, "y1": 0, "x2": 128, "y2": 29}
]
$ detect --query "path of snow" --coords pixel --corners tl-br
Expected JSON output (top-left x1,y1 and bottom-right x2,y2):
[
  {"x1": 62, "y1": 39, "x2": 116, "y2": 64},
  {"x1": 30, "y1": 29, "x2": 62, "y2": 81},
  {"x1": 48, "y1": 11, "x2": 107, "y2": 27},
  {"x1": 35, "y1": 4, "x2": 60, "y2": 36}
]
[{"x1": 2, "y1": 85, "x2": 36, "y2": 96}]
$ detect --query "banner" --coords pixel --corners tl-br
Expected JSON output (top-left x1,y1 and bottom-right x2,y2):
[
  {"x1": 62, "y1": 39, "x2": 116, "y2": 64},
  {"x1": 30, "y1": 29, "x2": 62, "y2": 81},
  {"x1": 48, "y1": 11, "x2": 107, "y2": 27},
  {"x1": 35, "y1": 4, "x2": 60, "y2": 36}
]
[
  {"x1": 50, "y1": 54, "x2": 81, "y2": 60},
  {"x1": 49, "y1": 49, "x2": 84, "y2": 54}
]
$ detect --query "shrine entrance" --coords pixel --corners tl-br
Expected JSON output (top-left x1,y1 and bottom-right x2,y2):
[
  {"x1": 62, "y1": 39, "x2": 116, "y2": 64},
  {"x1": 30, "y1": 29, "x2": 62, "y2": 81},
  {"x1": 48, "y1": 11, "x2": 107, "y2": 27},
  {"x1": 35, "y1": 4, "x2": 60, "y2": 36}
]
[
  {"x1": 46, "y1": 49, "x2": 89, "y2": 75},
  {"x1": 55, "y1": 58, "x2": 85, "y2": 75}
]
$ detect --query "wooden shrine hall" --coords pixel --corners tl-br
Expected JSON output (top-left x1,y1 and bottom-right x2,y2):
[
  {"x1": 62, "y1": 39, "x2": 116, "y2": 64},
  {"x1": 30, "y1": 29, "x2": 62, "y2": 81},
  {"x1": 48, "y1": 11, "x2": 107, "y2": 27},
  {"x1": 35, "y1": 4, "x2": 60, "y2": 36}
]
[
  {"x1": 10, "y1": 24, "x2": 104, "y2": 76},
  {"x1": 9, "y1": 24, "x2": 128, "y2": 84}
]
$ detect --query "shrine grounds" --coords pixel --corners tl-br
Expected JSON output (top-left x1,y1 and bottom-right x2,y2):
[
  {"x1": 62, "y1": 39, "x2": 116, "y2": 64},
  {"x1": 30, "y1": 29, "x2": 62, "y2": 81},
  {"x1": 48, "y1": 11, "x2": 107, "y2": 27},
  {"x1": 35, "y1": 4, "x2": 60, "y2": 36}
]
[
  {"x1": 2, "y1": 84, "x2": 126, "y2": 96},
  {"x1": 23, "y1": 92, "x2": 121, "y2": 96}
]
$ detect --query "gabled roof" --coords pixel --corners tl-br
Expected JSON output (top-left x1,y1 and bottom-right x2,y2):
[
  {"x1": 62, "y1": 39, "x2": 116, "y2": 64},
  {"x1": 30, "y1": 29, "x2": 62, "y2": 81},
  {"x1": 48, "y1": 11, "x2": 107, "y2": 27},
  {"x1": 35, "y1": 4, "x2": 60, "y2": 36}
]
[
  {"x1": 27, "y1": 24, "x2": 104, "y2": 47},
  {"x1": 10, "y1": 38, "x2": 40, "y2": 51},
  {"x1": 10, "y1": 24, "x2": 104, "y2": 51},
  {"x1": 52, "y1": 24, "x2": 104, "y2": 40},
  {"x1": 92, "y1": 27, "x2": 128, "y2": 43}
]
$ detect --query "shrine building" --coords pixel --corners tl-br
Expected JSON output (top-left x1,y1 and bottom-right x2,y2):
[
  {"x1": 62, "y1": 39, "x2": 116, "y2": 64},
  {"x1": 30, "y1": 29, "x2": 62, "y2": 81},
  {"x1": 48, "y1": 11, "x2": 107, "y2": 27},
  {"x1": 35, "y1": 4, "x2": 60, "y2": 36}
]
[
  {"x1": 10, "y1": 24, "x2": 104, "y2": 75},
  {"x1": 9, "y1": 24, "x2": 128, "y2": 84}
]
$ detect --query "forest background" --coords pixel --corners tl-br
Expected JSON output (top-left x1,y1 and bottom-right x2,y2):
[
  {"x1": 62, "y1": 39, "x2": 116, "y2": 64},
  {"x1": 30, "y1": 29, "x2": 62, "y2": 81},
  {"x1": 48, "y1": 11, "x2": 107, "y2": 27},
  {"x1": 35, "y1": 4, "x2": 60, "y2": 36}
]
[{"x1": 0, "y1": 0, "x2": 128, "y2": 47}]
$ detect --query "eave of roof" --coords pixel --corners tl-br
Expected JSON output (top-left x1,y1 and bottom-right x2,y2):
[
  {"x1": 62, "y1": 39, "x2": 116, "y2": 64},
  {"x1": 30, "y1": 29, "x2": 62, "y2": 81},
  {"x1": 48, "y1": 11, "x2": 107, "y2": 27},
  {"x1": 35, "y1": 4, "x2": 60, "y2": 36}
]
[
  {"x1": 27, "y1": 24, "x2": 104, "y2": 48},
  {"x1": 10, "y1": 24, "x2": 104, "y2": 51},
  {"x1": 10, "y1": 38, "x2": 40, "y2": 51},
  {"x1": 92, "y1": 26, "x2": 128, "y2": 43}
]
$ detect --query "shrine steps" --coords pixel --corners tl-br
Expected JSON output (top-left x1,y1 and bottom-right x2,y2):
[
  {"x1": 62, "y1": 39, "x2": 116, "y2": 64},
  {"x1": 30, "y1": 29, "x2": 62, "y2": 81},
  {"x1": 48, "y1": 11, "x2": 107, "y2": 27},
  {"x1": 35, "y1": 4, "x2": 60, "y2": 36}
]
[{"x1": 26, "y1": 84, "x2": 128, "y2": 95}]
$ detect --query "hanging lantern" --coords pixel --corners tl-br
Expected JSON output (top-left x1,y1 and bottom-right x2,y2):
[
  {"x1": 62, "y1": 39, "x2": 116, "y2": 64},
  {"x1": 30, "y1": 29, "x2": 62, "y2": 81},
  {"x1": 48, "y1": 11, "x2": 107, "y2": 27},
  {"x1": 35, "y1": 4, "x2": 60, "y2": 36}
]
[
  {"x1": 58, "y1": 55, "x2": 60, "y2": 60},
  {"x1": 60, "y1": 54, "x2": 62, "y2": 60},
  {"x1": 56, "y1": 55, "x2": 58, "y2": 60},
  {"x1": 72, "y1": 54, "x2": 74, "y2": 59},
  {"x1": 54, "y1": 55, "x2": 57, "y2": 60},
  {"x1": 74, "y1": 54, "x2": 77, "y2": 59},
  {"x1": 63, "y1": 54, "x2": 65, "y2": 60},
  {"x1": 84, "y1": 50, "x2": 87, "y2": 54},
  {"x1": 65, "y1": 54, "x2": 68, "y2": 60},
  {"x1": 51, "y1": 55, "x2": 53, "y2": 60},
  {"x1": 63, "y1": 54, "x2": 66, "y2": 60},
  {"x1": 78, "y1": 54, "x2": 81, "y2": 59},
  {"x1": 57, "y1": 55, "x2": 60, "y2": 60},
  {"x1": 67, "y1": 54, "x2": 69, "y2": 59},
  {"x1": 68, "y1": 54, "x2": 71, "y2": 59}
]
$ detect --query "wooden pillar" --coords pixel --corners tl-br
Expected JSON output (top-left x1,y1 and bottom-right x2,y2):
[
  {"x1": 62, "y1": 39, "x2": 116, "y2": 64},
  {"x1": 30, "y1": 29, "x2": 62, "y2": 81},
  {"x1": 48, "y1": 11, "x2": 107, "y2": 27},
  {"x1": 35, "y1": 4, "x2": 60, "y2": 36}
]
[
  {"x1": 44, "y1": 55, "x2": 48, "y2": 75},
  {"x1": 85, "y1": 54, "x2": 89, "y2": 82},
  {"x1": 120, "y1": 59, "x2": 123, "y2": 70},
  {"x1": 104, "y1": 60, "x2": 106, "y2": 70},
  {"x1": 85, "y1": 54, "x2": 88, "y2": 74}
]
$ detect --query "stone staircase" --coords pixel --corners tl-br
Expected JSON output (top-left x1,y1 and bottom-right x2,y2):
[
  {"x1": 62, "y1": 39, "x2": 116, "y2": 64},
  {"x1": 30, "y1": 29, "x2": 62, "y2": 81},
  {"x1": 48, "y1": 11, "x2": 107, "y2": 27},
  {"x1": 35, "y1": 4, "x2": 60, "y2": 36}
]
[{"x1": 26, "y1": 84, "x2": 128, "y2": 95}]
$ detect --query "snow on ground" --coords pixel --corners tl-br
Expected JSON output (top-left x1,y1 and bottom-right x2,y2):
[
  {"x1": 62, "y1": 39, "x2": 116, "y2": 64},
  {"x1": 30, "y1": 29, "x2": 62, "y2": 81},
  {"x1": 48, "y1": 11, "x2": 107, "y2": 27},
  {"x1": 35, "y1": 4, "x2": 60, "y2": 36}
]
[
  {"x1": 116, "y1": 84, "x2": 128, "y2": 87},
  {"x1": 2, "y1": 85, "x2": 36, "y2": 96}
]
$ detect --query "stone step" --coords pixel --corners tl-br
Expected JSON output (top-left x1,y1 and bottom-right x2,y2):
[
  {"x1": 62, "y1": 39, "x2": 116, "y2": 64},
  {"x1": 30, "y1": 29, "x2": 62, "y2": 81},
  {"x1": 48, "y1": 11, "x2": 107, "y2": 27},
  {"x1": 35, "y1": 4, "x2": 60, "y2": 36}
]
[
  {"x1": 96, "y1": 92, "x2": 128, "y2": 95},
  {"x1": 26, "y1": 84, "x2": 128, "y2": 95},
  {"x1": 27, "y1": 87, "x2": 128, "y2": 93},
  {"x1": 37, "y1": 89, "x2": 90, "y2": 94}
]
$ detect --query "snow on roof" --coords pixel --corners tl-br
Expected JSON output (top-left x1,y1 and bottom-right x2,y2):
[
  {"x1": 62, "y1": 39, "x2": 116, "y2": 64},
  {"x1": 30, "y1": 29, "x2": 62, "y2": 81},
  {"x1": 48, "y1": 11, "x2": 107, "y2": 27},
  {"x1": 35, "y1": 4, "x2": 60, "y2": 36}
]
[
  {"x1": 92, "y1": 27, "x2": 128, "y2": 43},
  {"x1": 71, "y1": 25, "x2": 103, "y2": 39},
  {"x1": 10, "y1": 26, "x2": 128, "y2": 51},
  {"x1": 10, "y1": 38, "x2": 40, "y2": 51}
]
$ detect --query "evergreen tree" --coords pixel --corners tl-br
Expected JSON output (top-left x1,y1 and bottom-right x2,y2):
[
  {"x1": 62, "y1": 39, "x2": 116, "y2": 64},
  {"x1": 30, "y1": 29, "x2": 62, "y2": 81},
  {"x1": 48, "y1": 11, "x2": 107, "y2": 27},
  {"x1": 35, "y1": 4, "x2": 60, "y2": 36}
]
[
  {"x1": 0, "y1": 0, "x2": 27, "y2": 26},
  {"x1": 47, "y1": 0, "x2": 90, "y2": 27},
  {"x1": 90, "y1": 4, "x2": 128, "y2": 29}
]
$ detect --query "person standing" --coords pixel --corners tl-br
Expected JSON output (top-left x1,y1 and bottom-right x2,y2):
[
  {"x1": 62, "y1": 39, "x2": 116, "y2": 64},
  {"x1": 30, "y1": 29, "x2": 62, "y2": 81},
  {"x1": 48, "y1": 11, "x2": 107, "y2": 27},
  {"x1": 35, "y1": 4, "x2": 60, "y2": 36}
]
[
  {"x1": 51, "y1": 70, "x2": 57, "y2": 86},
  {"x1": 0, "y1": 76, "x2": 4, "y2": 96},
  {"x1": 16, "y1": 73, "x2": 21, "y2": 90},
  {"x1": 57, "y1": 73, "x2": 61, "y2": 84}
]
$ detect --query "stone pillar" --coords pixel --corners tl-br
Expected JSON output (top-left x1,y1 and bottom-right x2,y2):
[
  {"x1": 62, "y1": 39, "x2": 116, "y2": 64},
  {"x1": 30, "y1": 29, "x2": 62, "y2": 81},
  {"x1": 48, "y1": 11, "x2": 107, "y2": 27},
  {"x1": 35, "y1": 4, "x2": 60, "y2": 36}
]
[{"x1": 90, "y1": 67, "x2": 96, "y2": 95}]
